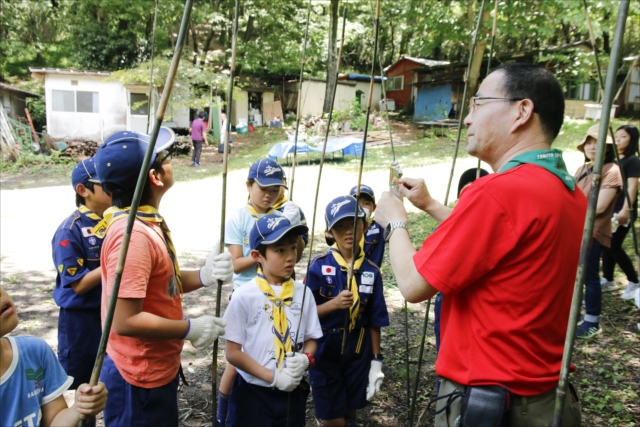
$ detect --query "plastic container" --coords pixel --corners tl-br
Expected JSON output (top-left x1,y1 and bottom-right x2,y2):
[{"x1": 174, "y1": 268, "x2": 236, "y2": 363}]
[{"x1": 236, "y1": 125, "x2": 249, "y2": 134}]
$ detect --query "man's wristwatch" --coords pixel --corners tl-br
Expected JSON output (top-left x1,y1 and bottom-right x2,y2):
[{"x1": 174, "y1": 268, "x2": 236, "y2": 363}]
[{"x1": 384, "y1": 221, "x2": 407, "y2": 242}]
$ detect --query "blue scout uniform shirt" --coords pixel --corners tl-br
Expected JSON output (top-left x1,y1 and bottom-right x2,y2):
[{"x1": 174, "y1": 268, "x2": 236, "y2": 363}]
[
  {"x1": 306, "y1": 252, "x2": 390, "y2": 330},
  {"x1": 51, "y1": 206, "x2": 103, "y2": 309},
  {"x1": 0, "y1": 336, "x2": 73, "y2": 427},
  {"x1": 364, "y1": 220, "x2": 384, "y2": 268}
]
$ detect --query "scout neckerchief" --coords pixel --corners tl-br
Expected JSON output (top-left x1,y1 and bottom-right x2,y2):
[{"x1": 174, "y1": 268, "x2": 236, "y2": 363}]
[
  {"x1": 329, "y1": 243, "x2": 365, "y2": 331},
  {"x1": 499, "y1": 148, "x2": 576, "y2": 190},
  {"x1": 255, "y1": 267, "x2": 294, "y2": 370},
  {"x1": 78, "y1": 205, "x2": 101, "y2": 221},
  {"x1": 92, "y1": 205, "x2": 183, "y2": 295},
  {"x1": 246, "y1": 201, "x2": 275, "y2": 220}
]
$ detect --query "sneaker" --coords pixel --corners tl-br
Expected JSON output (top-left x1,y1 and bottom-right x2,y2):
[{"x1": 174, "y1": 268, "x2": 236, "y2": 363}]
[
  {"x1": 190, "y1": 161, "x2": 195, "y2": 166},
  {"x1": 621, "y1": 281, "x2": 640, "y2": 300},
  {"x1": 576, "y1": 321, "x2": 602, "y2": 339},
  {"x1": 195, "y1": 163, "x2": 201, "y2": 168},
  {"x1": 634, "y1": 287, "x2": 640, "y2": 309},
  {"x1": 601, "y1": 280, "x2": 617, "y2": 292}
]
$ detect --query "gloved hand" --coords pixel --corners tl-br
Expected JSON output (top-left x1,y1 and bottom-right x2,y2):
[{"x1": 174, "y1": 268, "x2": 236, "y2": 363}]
[
  {"x1": 366, "y1": 360, "x2": 384, "y2": 400},
  {"x1": 185, "y1": 316, "x2": 226, "y2": 350},
  {"x1": 199, "y1": 241, "x2": 233, "y2": 287},
  {"x1": 282, "y1": 201, "x2": 301, "y2": 226},
  {"x1": 271, "y1": 367, "x2": 302, "y2": 392},
  {"x1": 285, "y1": 352, "x2": 310, "y2": 377}
]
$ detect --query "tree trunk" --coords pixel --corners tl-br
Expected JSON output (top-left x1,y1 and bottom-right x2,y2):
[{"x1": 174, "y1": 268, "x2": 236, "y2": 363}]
[
  {"x1": 323, "y1": 0, "x2": 339, "y2": 114},
  {"x1": 243, "y1": 15, "x2": 254, "y2": 43}
]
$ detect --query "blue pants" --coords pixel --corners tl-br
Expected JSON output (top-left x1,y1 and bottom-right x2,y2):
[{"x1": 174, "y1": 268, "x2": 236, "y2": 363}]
[
  {"x1": 100, "y1": 354, "x2": 179, "y2": 427},
  {"x1": 57, "y1": 308, "x2": 101, "y2": 390},
  {"x1": 309, "y1": 326, "x2": 372, "y2": 420},
  {"x1": 227, "y1": 374, "x2": 309, "y2": 426},
  {"x1": 585, "y1": 239, "x2": 603, "y2": 323}
]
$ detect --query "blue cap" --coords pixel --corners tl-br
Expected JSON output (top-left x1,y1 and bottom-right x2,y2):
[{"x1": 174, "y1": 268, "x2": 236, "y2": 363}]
[
  {"x1": 250, "y1": 214, "x2": 309, "y2": 250},
  {"x1": 325, "y1": 195, "x2": 365, "y2": 230},
  {"x1": 95, "y1": 127, "x2": 176, "y2": 192},
  {"x1": 247, "y1": 159, "x2": 286, "y2": 187},
  {"x1": 349, "y1": 184, "x2": 375, "y2": 203},
  {"x1": 71, "y1": 157, "x2": 101, "y2": 188}
]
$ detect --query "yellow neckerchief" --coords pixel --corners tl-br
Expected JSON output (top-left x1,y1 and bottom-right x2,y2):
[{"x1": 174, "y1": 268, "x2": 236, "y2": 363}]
[
  {"x1": 329, "y1": 242, "x2": 365, "y2": 331},
  {"x1": 92, "y1": 206, "x2": 183, "y2": 295},
  {"x1": 78, "y1": 205, "x2": 101, "y2": 221},
  {"x1": 272, "y1": 194, "x2": 287, "y2": 211},
  {"x1": 255, "y1": 267, "x2": 295, "y2": 370},
  {"x1": 246, "y1": 201, "x2": 275, "y2": 220}
]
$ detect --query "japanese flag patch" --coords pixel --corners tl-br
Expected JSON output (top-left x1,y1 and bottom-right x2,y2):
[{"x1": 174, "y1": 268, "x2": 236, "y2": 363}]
[
  {"x1": 322, "y1": 266, "x2": 336, "y2": 275},
  {"x1": 361, "y1": 271, "x2": 375, "y2": 285},
  {"x1": 81, "y1": 227, "x2": 94, "y2": 238}
]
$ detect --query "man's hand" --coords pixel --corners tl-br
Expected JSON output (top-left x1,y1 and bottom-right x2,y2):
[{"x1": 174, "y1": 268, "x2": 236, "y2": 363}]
[
  {"x1": 200, "y1": 242, "x2": 233, "y2": 287},
  {"x1": 285, "y1": 352, "x2": 310, "y2": 377},
  {"x1": 333, "y1": 290, "x2": 354, "y2": 309},
  {"x1": 282, "y1": 201, "x2": 301, "y2": 226},
  {"x1": 272, "y1": 367, "x2": 302, "y2": 392},
  {"x1": 617, "y1": 208, "x2": 630, "y2": 227},
  {"x1": 398, "y1": 177, "x2": 434, "y2": 212},
  {"x1": 74, "y1": 382, "x2": 108, "y2": 417},
  {"x1": 366, "y1": 361, "x2": 384, "y2": 400},
  {"x1": 185, "y1": 316, "x2": 226, "y2": 349},
  {"x1": 375, "y1": 191, "x2": 408, "y2": 228}
]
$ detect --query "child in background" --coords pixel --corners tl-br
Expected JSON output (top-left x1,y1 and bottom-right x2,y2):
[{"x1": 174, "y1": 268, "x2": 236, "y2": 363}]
[
  {"x1": 51, "y1": 158, "x2": 111, "y2": 396},
  {"x1": 349, "y1": 185, "x2": 384, "y2": 268},
  {"x1": 0, "y1": 287, "x2": 108, "y2": 427},
  {"x1": 306, "y1": 195, "x2": 389, "y2": 427},
  {"x1": 273, "y1": 170, "x2": 309, "y2": 265},
  {"x1": 218, "y1": 158, "x2": 303, "y2": 426},
  {"x1": 222, "y1": 215, "x2": 322, "y2": 426}
]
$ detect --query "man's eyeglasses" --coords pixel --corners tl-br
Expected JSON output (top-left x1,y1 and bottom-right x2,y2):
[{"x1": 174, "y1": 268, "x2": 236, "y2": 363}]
[
  {"x1": 468, "y1": 96, "x2": 525, "y2": 114},
  {"x1": 155, "y1": 149, "x2": 173, "y2": 165}
]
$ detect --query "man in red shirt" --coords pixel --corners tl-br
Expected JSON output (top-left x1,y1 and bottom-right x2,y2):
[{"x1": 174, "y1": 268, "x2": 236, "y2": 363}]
[{"x1": 376, "y1": 63, "x2": 585, "y2": 426}]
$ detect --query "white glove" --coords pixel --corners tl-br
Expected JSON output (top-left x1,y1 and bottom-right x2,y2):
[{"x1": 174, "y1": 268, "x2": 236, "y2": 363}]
[
  {"x1": 185, "y1": 316, "x2": 226, "y2": 350},
  {"x1": 271, "y1": 367, "x2": 302, "y2": 392},
  {"x1": 285, "y1": 352, "x2": 310, "y2": 378},
  {"x1": 199, "y1": 242, "x2": 233, "y2": 287},
  {"x1": 362, "y1": 207, "x2": 371, "y2": 223},
  {"x1": 282, "y1": 201, "x2": 301, "y2": 226},
  {"x1": 366, "y1": 360, "x2": 384, "y2": 400}
]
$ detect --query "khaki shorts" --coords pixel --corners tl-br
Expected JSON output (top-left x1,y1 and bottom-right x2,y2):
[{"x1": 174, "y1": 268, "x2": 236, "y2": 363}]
[{"x1": 434, "y1": 378, "x2": 581, "y2": 427}]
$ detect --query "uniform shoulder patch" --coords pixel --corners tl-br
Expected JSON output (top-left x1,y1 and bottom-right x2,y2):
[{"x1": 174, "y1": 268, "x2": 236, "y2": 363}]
[
  {"x1": 58, "y1": 239, "x2": 70, "y2": 247},
  {"x1": 361, "y1": 271, "x2": 375, "y2": 285},
  {"x1": 58, "y1": 264, "x2": 64, "y2": 273},
  {"x1": 77, "y1": 259, "x2": 84, "y2": 267},
  {"x1": 66, "y1": 267, "x2": 78, "y2": 276},
  {"x1": 322, "y1": 265, "x2": 336, "y2": 275}
]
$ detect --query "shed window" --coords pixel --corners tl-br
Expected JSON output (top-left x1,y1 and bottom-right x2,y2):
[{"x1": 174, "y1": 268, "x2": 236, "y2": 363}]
[
  {"x1": 52, "y1": 90, "x2": 75, "y2": 112},
  {"x1": 385, "y1": 76, "x2": 404, "y2": 92},
  {"x1": 130, "y1": 93, "x2": 149, "y2": 115},
  {"x1": 77, "y1": 91, "x2": 99, "y2": 113}
]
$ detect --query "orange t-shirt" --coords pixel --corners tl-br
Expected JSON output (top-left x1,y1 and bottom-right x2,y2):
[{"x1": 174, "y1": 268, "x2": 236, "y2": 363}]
[{"x1": 101, "y1": 218, "x2": 183, "y2": 388}]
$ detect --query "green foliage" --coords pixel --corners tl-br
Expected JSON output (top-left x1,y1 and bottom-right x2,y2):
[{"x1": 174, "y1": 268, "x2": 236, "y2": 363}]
[{"x1": 0, "y1": 150, "x2": 74, "y2": 175}]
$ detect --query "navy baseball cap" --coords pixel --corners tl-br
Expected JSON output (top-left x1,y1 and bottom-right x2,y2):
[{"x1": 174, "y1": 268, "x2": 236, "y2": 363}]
[
  {"x1": 250, "y1": 214, "x2": 308, "y2": 250},
  {"x1": 95, "y1": 127, "x2": 176, "y2": 192},
  {"x1": 71, "y1": 157, "x2": 101, "y2": 188},
  {"x1": 248, "y1": 159, "x2": 286, "y2": 187},
  {"x1": 349, "y1": 184, "x2": 375, "y2": 203},
  {"x1": 325, "y1": 195, "x2": 365, "y2": 230}
]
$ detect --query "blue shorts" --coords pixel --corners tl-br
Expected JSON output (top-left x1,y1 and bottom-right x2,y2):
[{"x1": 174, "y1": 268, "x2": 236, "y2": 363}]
[
  {"x1": 227, "y1": 374, "x2": 310, "y2": 426},
  {"x1": 100, "y1": 354, "x2": 179, "y2": 427},
  {"x1": 57, "y1": 308, "x2": 101, "y2": 389},
  {"x1": 309, "y1": 326, "x2": 372, "y2": 420}
]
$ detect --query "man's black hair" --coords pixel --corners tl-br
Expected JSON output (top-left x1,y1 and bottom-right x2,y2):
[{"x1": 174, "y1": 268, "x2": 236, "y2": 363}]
[
  {"x1": 617, "y1": 125, "x2": 639, "y2": 158},
  {"x1": 493, "y1": 63, "x2": 565, "y2": 141},
  {"x1": 256, "y1": 231, "x2": 300, "y2": 259},
  {"x1": 75, "y1": 181, "x2": 96, "y2": 207},
  {"x1": 101, "y1": 163, "x2": 164, "y2": 208},
  {"x1": 198, "y1": 111, "x2": 206, "y2": 119}
]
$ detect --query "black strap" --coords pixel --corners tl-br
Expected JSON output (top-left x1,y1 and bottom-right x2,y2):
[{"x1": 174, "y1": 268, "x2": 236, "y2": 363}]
[
  {"x1": 427, "y1": 390, "x2": 465, "y2": 415},
  {"x1": 179, "y1": 364, "x2": 189, "y2": 386}
]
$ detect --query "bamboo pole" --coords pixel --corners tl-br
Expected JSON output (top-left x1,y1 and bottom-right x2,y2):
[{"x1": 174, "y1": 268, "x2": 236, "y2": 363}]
[
  {"x1": 146, "y1": 0, "x2": 159, "y2": 133},
  {"x1": 212, "y1": 0, "x2": 239, "y2": 423},
  {"x1": 79, "y1": 1, "x2": 194, "y2": 426},
  {"x1": 288, "y1": 0, "x2": 313, "y2": 200},
  {"x1": 552, "y1": 1, "x2": 629, "y2": 425}
]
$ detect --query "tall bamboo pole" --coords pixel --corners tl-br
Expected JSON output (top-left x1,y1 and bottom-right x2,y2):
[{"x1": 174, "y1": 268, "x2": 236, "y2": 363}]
[
  {"x1": 79, "y1": 1, "x2": 194, "y2": 426},
  {"x1": 212, "y1": 0, "x2": 239, "y2": 423},
  {"x1": 552, "y1": 2, "x2": 629, "y2": 425}
]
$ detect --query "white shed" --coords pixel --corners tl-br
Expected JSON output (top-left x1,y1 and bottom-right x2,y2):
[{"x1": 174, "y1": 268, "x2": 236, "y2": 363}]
[{"x1": 29, "y1": 68, "x2": 189, "y2": 141}]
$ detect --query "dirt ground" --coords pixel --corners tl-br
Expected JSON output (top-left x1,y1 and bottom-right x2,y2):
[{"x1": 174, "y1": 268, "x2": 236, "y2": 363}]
[{"x1": 1, "y1": 125, "x2": 638, "y2": 426}]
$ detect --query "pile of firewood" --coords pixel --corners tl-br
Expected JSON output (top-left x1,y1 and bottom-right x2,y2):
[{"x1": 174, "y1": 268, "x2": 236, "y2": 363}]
[
  {"x1": 59, "y1": 139, "x2": 101, "y2": 158},
  {"x1": 174, "y1": 136, "x2": 192, "y2": 155}
]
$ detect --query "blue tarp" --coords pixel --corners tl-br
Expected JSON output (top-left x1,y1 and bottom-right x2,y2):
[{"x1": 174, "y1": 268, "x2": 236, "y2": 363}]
[
  {"x1": 267, "y1": 137, "x2": 364, "y2": 160},
  {"x1": 414, "y1": 83, "x2": 453, "y2": 122}
]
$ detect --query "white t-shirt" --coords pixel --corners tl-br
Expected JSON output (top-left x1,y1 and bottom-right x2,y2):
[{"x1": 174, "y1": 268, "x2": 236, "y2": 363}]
[
  {"x1": 222, "y1": 279, "x2": 323, "y2": 387},
  {"x1": 225, "y1": 207, "x2": 283, "y2": 289}
]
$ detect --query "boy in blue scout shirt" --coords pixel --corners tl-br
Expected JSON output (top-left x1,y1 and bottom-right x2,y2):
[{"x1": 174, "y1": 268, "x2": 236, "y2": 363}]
[
  {"x1": 218, "y1": 158, "x2": 304, "y2": 426},
  {"x1": 306, "y1": 195, "x2": 390, "y2": 427},
  {"x1": 51, "y1": 158, "x2": 111, "y2": 394},
  {"x1": 349, "y1": 184, "x2": 384, "y2": 268},
  {"x1": 222, "y1": 215, "x2": 322, "y2": 426}
]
